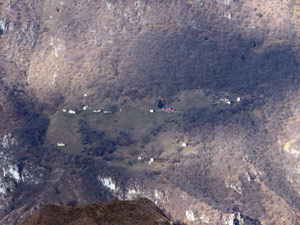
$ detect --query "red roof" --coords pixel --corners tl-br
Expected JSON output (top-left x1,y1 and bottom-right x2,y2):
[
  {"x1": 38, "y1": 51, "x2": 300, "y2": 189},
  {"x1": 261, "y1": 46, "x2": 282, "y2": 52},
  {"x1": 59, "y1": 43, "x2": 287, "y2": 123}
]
[{"x1": 163, "y1": 107, "x2": 175, "y2": 112}]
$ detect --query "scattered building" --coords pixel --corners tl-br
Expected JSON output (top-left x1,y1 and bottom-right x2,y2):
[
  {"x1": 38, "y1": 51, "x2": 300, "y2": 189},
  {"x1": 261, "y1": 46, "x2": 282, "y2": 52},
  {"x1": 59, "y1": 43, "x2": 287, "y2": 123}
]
[
  {"x1": 83, "y1": 105, "x2": 88, "y2": 110},
  {"x1": 93, "y1": 109, "x2": 102, "y2": 113},
  {"x1": 68, "y1": 110, "x2": 76, "y2": 114},
  {"x1": 119, "y1": 109, "x2": 122, "y2": 112},
  {"x1": 182, "y1": 142, "x2": 187, "y2": 147},
  {"x1": 83, "y1": 93, "x2": 88, "y2": 97},
  {"x1": 138, "y1": 156, "x2": 142, "y2": 160},
  {"x1": 220, "y1": 98, "x2": 231, "y2": 105},
  {"x1": 62, "y1": 109, "x2": 67, "y2": 112},
  {"x1": 103, "y1": 111, "x2": 112, "y2": 114},
  {"x1": 57, "y1": 142, "x2": 66, "y2": 147},
  {"x1": 163, "y1": 107, "x2": 175, "y2": 113},
  {"x1": 150, "y1": 109, "x2": 155, "y2": 113},
  {"x1": 237, "y1": 97, "x2": 241, "y2": 102},
  {"x1": 149, "y1": 158, "x2": 154, "y2": 165}
]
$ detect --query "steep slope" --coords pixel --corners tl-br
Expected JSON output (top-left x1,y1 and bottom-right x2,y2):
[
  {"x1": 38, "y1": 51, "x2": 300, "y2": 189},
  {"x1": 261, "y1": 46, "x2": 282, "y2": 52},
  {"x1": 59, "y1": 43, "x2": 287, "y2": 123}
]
[{"x1": 0, "y1": 0, "x2": 300, "y2": 225}]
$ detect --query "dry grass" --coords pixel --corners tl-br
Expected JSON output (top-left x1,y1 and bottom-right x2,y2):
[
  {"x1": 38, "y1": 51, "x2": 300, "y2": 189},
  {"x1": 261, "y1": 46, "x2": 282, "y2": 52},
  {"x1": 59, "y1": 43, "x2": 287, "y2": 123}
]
[
  {"x1": 44, "y1": 92, "x2": 208, "y2": 168},
  {"x1": 45, "y1": 110, "x2": 83, "y2": 155}
]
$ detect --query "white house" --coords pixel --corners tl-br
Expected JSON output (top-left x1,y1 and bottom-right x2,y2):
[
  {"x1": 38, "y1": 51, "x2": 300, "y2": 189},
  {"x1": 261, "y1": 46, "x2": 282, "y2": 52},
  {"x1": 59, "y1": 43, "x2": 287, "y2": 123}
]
[
  {"x1": 182, "y1": 142, "x2": 187, "y2": 147},
  {"x1": 149, "y1": 158, "x2": 154, "y2": 165},
  {"x1": 103, "y1": 111, "x2": 111, "y2": 114},
  {"x1": 93, "y1": 109, "x2": 102, "y2": 113},
  {"x1": 83, "y1": 93, "x2": 88, "y2": 97},
  {"x1": 237, "y1": 97, "x2": 241, "y2": 102},
  {"x1": 150, "y1": 109, "x2": 155, "y2": 113},
  {"x1": 57, "y1": 142, "x2": 66, "y2": 147},
  {"x1": 138, "y1": 156, "x2": 142, "y2": 160},
  {"x1": 68, "y1": 110, "x2": 76, "y2": 114},
  {"x1": 62, "y1": 109, "x2": 67, "y2": 112},
  {"x1": 220, "y1": 98, "x2": 231, "y2": 105},
  {"x1": 83, "y1": 105, "x2": 88, "y2": 110}
]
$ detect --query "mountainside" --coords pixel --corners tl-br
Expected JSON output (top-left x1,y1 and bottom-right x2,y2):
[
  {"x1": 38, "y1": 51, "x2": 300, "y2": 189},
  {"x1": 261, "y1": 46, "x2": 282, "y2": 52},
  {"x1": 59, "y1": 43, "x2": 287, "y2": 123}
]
[{"x1": 0, "y1": 0, "x2": 300, "y2": 224}]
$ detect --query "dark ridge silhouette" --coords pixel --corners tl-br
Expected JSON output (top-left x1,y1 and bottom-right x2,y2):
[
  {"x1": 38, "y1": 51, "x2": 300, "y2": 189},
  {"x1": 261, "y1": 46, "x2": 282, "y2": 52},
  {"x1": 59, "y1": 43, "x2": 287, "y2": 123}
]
[{"x1": 18, "y1": 198, "x2": 172, "y2": 225}]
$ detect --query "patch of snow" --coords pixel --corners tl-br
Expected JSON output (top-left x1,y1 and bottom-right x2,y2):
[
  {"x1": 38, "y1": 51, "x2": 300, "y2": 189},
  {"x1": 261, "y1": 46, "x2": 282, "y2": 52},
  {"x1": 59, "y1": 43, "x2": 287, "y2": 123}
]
[
  {"x1": 186, "y1": 210, "x2": 196, "y2": 222},
  {"x1": 106, "y1": 2, "x2": 113, "y2": 11},
  {"x1": 222, "y1": 213, "x2": 235, "y2": 225},
  {"x1": 1, "y1": 133, "x2": 17, "y2": 149},
  {"x1": 199, "y1": 214, "x2": 211, "y2": 224},
  {"x1": 98, "y1": 176, "x2": 120, "y2": 193},
  {"x1": 125, "y1": 187, "x2": 141, "y2": 200},
  {"x1": 154, "y1": 189, "x2": 164, "y2": 201},
  {"x1": 226, "y1": 181, "x2": 243, "y2": 194},
  {"x1": 0, "y1": 19, "x2": 8, "y2": 33},
  {"x1": 97, "y1": 176, "x2": 168, "y2": 206},
  {"x1": 4, "y1": 164, "x2": 21, "y2": 183},
  {"x1": 0, "y1": 178, "x2": 12, "y2": 198}
]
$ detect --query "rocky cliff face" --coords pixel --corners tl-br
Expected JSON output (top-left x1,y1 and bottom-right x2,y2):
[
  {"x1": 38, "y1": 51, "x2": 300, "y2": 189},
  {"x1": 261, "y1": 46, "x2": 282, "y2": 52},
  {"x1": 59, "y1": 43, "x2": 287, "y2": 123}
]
[{"x1": 0, "y1": 0, "x2": 300, "y2": 224}]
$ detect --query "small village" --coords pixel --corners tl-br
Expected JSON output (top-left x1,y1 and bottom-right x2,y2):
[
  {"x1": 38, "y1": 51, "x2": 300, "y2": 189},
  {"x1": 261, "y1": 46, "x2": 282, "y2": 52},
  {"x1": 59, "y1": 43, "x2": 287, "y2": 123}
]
[{"x1": 54, "y1": 92, "x2": 243, "y2": 167}]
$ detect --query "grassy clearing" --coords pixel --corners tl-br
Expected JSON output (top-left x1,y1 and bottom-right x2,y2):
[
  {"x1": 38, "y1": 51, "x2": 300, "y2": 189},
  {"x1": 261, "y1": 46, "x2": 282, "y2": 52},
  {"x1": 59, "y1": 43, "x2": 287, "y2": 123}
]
[
  {"x1": 45, "y1": 110, "x2": 83, "y2": 155},
  {"x1": 172, "y1": 90, "x2": 211, "y2": 111},
  {"x1": 44, "y1": 91, "x2": 213, "y2": 169}
]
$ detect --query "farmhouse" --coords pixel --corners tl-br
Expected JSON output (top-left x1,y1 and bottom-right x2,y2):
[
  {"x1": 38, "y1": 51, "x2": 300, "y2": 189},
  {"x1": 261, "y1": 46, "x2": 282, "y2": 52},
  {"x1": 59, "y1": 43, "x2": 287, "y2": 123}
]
[
  {"x1": 62, "y1": 109, "x2": 67, "y2": 112},
  {"x1": 149, "y1": 158, "x2": 154, "y2": 165},
  {"x1": 57, "y1": 142, "x2": 66, "y2": 147},
  {"x1": 83, "y1": 105, "x2": 88, "y2": 110},
  {"x1": 150, "y1": 109, "x2": 155, "y2": 113},
  {"x1": 68, "y1": 110, "x2": 76, "y2": 114},
  {"x1": 103, "y1": 110, "x2": 112, "y2": 114},
  {"x1": 163, "y1": 107, "x2": 175, "y2": 113},
  {"x1": 93, "y1": 109, "x2": 102, "y2": 113},
  {"x1": 219, "y1": 98, "x2": 231, "y2": 105}
]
